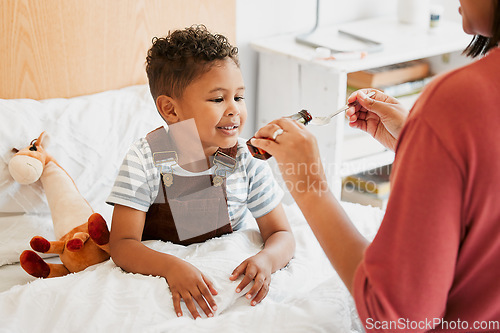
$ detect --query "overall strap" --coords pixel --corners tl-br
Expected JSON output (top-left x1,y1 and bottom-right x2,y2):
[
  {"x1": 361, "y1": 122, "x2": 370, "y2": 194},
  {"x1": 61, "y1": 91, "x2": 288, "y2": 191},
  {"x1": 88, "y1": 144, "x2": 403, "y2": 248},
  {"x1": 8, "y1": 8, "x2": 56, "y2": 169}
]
[
  {"x1": 146, "y1": 127, "x2": 177, "y2": 163},
  {"x1": 216, "y1": 145, "x2": 238, "y2": 159},
  {"x1": 211, "y1": 143, "x2": 238, "y2": 187}
]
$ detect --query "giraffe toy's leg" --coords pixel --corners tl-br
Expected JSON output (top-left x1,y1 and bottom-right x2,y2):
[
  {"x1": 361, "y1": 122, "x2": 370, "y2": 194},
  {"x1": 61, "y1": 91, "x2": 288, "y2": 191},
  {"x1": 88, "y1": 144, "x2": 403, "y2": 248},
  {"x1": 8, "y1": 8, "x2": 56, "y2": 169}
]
[
  {"x1": 66, "y1": 232, "x2": 90, "y2": 251},
  {"x1": 20, "y1": 250, "x2": 70, "y2": 278},
  {"x1": 88, "y1": 213, "x2": 111, "y2": 254},
  {"x1": 30, "y1": 236, "x2": 64, "y2": 254}
]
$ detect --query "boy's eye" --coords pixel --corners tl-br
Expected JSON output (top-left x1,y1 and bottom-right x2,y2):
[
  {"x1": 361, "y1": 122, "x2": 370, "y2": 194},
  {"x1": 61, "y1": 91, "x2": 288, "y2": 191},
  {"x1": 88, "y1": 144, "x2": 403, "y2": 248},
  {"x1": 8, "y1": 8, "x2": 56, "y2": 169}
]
[
  {"x1": 210, "y1": 98, "x2": 224, "y2": 103},
  {"x1": 235, "y1": 96, "x2": 245, "y2": 102}
]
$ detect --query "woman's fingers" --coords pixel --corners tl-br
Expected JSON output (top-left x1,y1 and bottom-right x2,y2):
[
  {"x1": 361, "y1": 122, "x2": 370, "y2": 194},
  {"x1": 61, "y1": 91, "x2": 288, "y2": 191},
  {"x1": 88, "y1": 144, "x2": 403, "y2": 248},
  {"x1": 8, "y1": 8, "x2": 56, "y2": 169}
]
[
  {"x1": 250, "y1": 118, "x2": 306, "y2": 158},
  {"x1": 253, "y1": 118, "x2": 303, "y2": 140},
  {"x1": 254, "y1": 123, "x2": 283, "y2": 139}
]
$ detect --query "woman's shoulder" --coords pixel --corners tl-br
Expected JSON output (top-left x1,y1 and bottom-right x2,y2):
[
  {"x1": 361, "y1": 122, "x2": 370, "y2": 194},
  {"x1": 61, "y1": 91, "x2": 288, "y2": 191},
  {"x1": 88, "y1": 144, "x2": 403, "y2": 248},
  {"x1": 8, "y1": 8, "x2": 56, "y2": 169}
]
[{"x1": 399, "y1": 49, "x2": 500, "y2": 158}]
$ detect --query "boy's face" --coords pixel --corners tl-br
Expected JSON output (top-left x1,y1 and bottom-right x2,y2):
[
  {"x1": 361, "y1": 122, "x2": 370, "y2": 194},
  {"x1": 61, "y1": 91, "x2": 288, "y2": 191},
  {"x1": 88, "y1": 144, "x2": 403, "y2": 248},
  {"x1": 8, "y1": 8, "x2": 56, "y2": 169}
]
[{"x1": 169, "y1": 58, "x2": 247, "y2": 156}]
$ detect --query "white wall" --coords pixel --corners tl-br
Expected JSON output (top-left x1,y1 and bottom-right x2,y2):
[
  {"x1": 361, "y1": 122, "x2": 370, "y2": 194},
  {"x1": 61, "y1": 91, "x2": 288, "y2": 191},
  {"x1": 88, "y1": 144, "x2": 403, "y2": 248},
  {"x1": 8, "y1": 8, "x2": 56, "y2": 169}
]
[{"x1": 236, "y1": 0, "x2": 463, "y2": 139}]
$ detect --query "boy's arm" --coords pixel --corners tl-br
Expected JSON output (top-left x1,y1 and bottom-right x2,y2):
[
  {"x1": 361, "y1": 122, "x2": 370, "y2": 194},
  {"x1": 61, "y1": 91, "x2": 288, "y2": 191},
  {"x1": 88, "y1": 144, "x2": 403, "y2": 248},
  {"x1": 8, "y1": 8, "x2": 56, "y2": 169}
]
[
  {"x1": 255, "y1": 203, "x2": 295, "y2": 272},
  {"x1": 230, "y1": 203, "x2": 295, "y2": 305},
  {"x1": 110, "y1": 204, "x2": 169, "y2": 275},
  {"x1": 109, "y1": 204, "x2": 218, "y2": 318}
]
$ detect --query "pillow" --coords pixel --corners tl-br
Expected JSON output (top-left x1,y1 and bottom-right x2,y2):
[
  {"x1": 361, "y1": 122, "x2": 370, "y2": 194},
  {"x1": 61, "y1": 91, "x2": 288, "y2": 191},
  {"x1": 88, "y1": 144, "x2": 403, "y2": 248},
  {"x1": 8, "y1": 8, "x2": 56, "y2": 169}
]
[
  {"x1": 0, "y1": 84, "x2": 163, "y2": 218},
  {"x1": 0, "y1": 85, "x2": 164, "y2": 265}
]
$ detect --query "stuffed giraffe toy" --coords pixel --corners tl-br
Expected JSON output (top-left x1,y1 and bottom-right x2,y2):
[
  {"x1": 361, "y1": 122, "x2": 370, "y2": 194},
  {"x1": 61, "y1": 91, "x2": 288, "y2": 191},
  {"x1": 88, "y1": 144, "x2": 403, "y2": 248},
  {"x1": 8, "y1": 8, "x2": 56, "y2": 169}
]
[{"x1": 8, "y1": 132, "x2": 111, "y2": 278}]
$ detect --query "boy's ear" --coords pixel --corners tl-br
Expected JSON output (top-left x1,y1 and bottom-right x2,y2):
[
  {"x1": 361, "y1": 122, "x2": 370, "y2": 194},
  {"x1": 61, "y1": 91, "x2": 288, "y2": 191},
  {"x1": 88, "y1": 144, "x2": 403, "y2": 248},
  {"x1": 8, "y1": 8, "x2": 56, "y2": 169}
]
[{"x1": 156, "y1": 95, "x2": 179, "y2": 124}]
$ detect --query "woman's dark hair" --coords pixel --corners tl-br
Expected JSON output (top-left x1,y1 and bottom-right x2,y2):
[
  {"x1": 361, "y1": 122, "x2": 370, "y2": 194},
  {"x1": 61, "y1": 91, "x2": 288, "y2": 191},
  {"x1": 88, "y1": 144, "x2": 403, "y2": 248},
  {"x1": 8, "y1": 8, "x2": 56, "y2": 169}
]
[
  {"x1": 463, "y1": 0, "x2": 500, "y2": 57},
  {"x1": 146, "y1": 25, "x2": 239, "y2": 101}
]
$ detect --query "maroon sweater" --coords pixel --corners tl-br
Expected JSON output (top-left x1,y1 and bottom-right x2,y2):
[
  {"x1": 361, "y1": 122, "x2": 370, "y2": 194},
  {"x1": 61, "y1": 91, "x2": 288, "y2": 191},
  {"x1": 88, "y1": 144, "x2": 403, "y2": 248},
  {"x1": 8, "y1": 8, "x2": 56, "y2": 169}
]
[{"x1": 354, "y1": 48, "x2": 500, "y2": 332}]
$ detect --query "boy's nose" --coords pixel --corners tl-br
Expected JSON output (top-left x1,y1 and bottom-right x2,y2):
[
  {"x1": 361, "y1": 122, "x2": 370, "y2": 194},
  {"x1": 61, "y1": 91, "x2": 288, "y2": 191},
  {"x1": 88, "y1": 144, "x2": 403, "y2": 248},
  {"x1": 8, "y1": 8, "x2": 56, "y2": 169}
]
[{"x1": 225, "y1": 105, "x2": 240, "y2": 116}]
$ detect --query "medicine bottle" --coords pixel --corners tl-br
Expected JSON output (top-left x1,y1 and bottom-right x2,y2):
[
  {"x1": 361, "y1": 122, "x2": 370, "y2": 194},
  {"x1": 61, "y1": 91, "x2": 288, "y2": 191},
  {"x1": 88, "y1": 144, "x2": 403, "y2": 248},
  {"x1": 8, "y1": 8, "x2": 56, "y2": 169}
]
[{"x1": 246, "y1": 110, "x2": 312, "y2": 160}]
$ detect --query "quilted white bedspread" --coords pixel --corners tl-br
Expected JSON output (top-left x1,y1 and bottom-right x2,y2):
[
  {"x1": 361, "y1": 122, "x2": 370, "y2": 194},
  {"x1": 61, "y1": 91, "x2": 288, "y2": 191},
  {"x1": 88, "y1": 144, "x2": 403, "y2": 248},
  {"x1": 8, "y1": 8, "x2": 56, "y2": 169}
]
[{"x1": 0, "y1": 202, "x2": 382, "y2": 333}]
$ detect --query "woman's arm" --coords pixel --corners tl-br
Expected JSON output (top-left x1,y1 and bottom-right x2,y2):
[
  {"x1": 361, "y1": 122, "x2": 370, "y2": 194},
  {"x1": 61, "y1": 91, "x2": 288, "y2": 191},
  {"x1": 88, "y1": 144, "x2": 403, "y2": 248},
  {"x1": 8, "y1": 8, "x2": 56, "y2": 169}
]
[
  {"x1": 291, "y1": 187, "x2": 368, "y2": 293},
  {"x1": 249, "y1": 119, "x2": 368, "y2": 293}
]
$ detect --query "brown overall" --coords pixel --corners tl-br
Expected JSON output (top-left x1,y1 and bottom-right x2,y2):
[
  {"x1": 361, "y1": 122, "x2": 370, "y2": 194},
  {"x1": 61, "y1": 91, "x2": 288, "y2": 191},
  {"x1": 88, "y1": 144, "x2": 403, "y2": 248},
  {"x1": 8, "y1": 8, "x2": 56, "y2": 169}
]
[{"x1": 142, "y1": 127, "x2": 237, "y2": 246}]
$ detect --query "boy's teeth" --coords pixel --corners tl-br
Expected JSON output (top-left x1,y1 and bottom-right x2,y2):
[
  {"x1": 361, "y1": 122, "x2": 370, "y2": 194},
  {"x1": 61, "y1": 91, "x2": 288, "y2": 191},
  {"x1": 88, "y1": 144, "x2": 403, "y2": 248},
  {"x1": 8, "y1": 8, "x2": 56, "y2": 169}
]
[{"x1": 220, "y1": 126, "x2": 236, "y2": 130}]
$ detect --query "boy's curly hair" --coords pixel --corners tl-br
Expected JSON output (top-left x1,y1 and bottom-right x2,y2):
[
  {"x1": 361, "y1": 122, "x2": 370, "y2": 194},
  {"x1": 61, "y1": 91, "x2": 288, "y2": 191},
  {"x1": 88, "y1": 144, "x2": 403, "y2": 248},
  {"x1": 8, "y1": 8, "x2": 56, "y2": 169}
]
[{"x1": 146, "y1": 25, "x2": 239, "y2": 101}]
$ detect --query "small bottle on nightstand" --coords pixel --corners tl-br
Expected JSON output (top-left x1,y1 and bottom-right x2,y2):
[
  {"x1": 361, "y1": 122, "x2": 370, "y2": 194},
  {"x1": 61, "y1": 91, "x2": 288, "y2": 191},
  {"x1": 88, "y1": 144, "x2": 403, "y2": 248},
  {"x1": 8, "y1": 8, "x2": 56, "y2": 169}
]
[{"x1": 246, "y1": 110, "x2": 312, "y2": 160}]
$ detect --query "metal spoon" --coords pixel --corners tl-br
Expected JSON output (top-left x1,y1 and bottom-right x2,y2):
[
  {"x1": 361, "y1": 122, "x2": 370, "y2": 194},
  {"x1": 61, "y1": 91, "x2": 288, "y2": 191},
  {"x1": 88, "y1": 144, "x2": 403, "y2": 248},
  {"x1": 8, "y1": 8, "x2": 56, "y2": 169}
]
[{"x1": 310, "y1": 91, "x2": 376, "y2": 126}]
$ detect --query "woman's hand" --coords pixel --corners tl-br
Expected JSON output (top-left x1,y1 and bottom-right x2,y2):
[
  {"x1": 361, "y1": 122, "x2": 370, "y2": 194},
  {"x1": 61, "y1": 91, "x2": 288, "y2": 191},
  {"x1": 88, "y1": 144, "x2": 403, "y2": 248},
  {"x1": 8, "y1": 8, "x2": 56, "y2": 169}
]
[
  {"x1": 346, "y1": 89, "x2": 409, "y2": 151},
  {"x1": 165, "y1": 258, "x2": 218, "y2": 319},
  {"x1": 250, "y1": 118, "x2": 327, "y2": 197},
  {"x1": 230, "y1": 252, "x2": 273, "y2": 306}
]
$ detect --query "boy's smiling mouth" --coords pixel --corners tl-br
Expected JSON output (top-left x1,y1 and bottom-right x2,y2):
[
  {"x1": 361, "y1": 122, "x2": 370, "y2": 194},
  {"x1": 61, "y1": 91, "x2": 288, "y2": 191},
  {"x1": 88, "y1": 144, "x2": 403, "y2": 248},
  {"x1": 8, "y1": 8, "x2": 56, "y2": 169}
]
[{"x1": 217, "y1": 124, "x2": 239, "y2": 135}]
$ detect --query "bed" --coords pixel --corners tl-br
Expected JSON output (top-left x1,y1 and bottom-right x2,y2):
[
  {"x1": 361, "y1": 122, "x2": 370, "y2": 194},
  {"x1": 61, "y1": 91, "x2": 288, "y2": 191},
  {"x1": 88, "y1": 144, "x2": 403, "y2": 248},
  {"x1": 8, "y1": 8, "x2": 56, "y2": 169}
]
[{"x1": 0, "y1": 1, "x2": 384, "y2": 332}]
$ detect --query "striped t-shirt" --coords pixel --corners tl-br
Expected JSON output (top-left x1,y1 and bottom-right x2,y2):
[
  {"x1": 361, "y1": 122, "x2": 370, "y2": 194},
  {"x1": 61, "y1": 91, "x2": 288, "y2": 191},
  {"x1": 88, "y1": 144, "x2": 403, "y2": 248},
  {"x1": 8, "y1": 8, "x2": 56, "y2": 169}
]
[{"x1": 106, "y1": 137, "x2": 283, "y2": 230}]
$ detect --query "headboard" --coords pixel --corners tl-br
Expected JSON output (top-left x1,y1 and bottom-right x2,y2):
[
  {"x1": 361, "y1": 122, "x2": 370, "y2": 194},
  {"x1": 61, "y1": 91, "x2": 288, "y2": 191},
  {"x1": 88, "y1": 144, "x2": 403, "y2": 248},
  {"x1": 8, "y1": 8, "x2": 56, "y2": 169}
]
[{"x1": 0, "y1": 0, "x2": 236, "y2": 100}]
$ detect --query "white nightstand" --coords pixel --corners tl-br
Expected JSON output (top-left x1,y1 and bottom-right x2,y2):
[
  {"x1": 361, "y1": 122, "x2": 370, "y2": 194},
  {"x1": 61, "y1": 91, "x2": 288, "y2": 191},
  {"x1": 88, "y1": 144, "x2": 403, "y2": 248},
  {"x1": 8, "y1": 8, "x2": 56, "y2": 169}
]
[{"x1": 251, "y1": 17, "x2": 471, "y2": 197}]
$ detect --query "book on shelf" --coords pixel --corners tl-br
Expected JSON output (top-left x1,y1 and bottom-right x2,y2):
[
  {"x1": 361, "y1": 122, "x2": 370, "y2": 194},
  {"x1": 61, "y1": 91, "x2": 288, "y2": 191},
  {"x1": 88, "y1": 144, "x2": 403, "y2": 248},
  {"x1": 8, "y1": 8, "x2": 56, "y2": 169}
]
[
  {"x1": 341, "y1": 164, "x2": 392, "y2": 209},
  {"x1": 379, "y1": 76, "x2": 433, "y2": 97},
  {"x1": 347, "y1": 60, "x2": 430, "y2": 88},
  {"x1": 342, "y1": 164, "x2": 392, "y2": 197},
  {"x1": 341, "y1": 185, "x2": 389, "y2": 210},
  {"x1": 347, "y1": 76, "x2": 433, "y2": 98}
]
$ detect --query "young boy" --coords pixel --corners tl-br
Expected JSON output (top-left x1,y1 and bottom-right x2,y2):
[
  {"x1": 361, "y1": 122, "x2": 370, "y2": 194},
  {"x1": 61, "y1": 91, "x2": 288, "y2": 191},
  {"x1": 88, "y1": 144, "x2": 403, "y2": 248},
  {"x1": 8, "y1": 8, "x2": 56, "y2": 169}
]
[{"x1": 107, "y1": 25, "x2": 295, "y2": 319}]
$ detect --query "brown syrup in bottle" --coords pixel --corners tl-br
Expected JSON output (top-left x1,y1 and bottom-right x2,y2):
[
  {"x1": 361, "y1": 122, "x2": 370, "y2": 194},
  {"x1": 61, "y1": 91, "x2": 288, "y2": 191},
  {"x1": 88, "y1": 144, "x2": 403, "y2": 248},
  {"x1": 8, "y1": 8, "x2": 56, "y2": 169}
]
[{"x1": 246, "y1": 110, "x2": 312, "y2": 160}]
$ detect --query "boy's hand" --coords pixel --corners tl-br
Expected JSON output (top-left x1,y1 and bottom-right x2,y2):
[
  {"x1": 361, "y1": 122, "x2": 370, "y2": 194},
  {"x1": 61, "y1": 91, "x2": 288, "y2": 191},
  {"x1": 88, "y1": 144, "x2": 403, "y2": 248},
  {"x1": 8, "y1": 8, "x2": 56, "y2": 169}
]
[
  {"x1": 166, "y1": 258, "x2": 218, "y2": 319},
  {"x1": 229, "y1": 252, "x2": 272, "y2": 306}
]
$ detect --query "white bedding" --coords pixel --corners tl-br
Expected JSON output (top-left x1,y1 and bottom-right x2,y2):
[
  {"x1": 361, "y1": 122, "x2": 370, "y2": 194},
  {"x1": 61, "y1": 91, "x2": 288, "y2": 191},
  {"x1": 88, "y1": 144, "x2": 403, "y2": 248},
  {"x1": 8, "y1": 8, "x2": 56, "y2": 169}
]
[{"x1": 0, "y1": 202, "x2": 383, "y2": 333}]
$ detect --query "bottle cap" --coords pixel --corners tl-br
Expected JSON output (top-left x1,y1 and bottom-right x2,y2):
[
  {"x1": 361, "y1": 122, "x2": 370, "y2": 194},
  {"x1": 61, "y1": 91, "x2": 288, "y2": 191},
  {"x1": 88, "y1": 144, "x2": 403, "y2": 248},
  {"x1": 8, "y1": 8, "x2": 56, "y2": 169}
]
[{"x1": 298, "y1": 110, "x2": 312, "y2": 125}]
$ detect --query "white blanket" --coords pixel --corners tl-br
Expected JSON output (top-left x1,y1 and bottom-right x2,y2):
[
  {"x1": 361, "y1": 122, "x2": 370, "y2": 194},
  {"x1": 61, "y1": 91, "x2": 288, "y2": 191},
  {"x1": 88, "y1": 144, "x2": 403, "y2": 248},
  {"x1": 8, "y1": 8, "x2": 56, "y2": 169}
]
[{"x1": 0, "y1": 202, "x2": 383, "y2": 333}]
